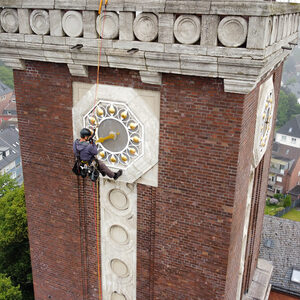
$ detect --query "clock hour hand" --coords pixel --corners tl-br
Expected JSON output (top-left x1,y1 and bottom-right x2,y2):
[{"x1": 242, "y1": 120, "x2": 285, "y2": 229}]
[{"x1": 96, "y1": 132, "x2": 120, "y2": 143}]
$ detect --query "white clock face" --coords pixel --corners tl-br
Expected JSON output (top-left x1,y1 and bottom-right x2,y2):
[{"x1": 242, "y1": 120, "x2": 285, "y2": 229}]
[
  {"x1": 84, "y1": 101, "x2": 143, "y2": 169},
  {"x1": 253, "y1": 76, "x2": 275, "y2": 167}
]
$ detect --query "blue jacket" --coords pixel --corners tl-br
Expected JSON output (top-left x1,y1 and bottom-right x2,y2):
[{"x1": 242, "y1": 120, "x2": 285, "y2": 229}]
[{"x1": 73, "y1": 139, "x2": 98, "y2": 162}]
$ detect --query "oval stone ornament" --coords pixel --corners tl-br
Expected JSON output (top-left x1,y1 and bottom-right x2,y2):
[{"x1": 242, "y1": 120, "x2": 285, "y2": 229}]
[
  {"x1": 0, "y1": 9, "x2": 19, "y2": 33},
  {"x1": 110, "y1": 225, "x2": 129, "y2": 245},
  {"x1": 133, "y1": 13, "x2": 158, "y2": 42},
  {"x1": 174, "y1": 15, "x2": 201, "y2": 45},
  {"x1": 109, "y1": 189, "x2": 129, "y2": 210},
  {"x1": 97, "y1": 12, "x2": 119, "y2": 39},
  {"x1": 62, "y1": 11, "x2": 83, "y2": 37},
  {"x1": 111, "y1": 259, "x2": 129, "y2": 278},
  {"x1": 30, "y1": 10, "x2": 50, "y2": 35},
  {"x1": 218, "y1": 16, "x2": 248, "y2": 47}
]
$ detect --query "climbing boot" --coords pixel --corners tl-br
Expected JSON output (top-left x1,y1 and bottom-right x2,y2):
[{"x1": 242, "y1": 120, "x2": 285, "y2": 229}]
[{"x1": 113, "y1": 170, "x2": 123, "y2": 180}]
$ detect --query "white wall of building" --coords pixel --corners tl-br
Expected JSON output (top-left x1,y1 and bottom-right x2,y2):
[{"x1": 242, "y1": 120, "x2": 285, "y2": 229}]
[{"x1": 275, "y1": 133, "x2": 300, "y2": 148}]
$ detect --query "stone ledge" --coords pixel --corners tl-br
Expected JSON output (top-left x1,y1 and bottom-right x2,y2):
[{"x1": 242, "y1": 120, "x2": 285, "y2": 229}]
[{"x1": 242, "y1": 258, "x2": 273, "y2": 300}]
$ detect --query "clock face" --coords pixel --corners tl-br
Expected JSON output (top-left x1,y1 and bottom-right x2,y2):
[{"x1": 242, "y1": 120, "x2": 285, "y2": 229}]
[
  {"x1": 253, "y1": 76, "x2": 275, "y2": 167},
  {"x1": 84, "y1": 101, "x2": 143, "y2": 169}
]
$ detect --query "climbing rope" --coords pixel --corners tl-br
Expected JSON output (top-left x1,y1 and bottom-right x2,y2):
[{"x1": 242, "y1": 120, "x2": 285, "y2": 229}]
[{"x1": 93, "y1": 1, "x2": 109, "y2": 299}]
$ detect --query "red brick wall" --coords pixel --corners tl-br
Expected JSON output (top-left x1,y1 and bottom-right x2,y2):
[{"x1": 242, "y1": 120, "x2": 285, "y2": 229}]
[{"x1": 14, "y1": 60, "x2": 283, "y2": 300}]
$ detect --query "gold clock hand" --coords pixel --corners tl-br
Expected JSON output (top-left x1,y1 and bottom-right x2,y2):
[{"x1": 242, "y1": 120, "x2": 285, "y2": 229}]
[{"x1": 96, "y1": 132, "x2": 120, "y2": 143}]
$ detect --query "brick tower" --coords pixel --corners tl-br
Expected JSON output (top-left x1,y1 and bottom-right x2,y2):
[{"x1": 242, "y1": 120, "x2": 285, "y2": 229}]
[{"x1": 0, "y1": 1, "x2": 299, "y2": 299}]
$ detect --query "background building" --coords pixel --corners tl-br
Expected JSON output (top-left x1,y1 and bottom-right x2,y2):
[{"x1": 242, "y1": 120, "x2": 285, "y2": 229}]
[
  {"x1": 268, "y1": 115, "x2": 300, "y2": 196},
  {"x1": 0, "y1": 127, "x2": 23, "y2": 185}
]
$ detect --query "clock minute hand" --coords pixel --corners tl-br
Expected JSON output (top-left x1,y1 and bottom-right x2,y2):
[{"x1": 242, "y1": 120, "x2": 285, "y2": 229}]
[{"x1": 96, "y1": 132, "x2": 120, "y2": 143}]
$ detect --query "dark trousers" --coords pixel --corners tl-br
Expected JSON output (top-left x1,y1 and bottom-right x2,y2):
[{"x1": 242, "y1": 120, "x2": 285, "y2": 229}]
[{"x1": 94, "y1": 159, "x2": 115, "y2": 178}]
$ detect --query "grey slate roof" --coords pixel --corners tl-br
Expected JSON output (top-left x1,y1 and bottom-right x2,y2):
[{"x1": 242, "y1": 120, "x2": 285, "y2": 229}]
[
  {"x1": 0, "y1": 128, "x2": 21, "y2": 170},
  {"x1": 277, "y1": 114, "x2": 300, "y2": 138},
  {"x1": 259, "y1": 215, "x2": 300, "y2": 296},
  {"x1": 289, "y1": 185, "x2": 300, "y2": 196},
  {"x1": 0, "y1": 81, "x2": 12, "y2": 97}
]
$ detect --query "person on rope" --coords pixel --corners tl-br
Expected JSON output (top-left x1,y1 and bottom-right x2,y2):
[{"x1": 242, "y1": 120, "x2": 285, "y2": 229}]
[{"x1": 73, "y1": 128, "x2": 123, "y2": 181}]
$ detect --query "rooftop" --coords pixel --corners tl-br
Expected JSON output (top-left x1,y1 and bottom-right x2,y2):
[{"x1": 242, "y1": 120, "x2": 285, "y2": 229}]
[
  {"x1": 259, "y1": 215, "x2": 300, "y2": 297},
  {"x1": 0, "y1": 81, "x2": 12, "y2": 98},
  {"x1": 277, "y1": 114, "x2": 300, "y2": 138},
  {"x1": 0, "y1": 127, "x2": 21, "y2": 170}
]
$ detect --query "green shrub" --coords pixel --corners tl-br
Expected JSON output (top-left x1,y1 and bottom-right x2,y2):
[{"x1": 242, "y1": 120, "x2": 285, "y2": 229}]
[
  {"x1": 283, "y1": 195, "x2": 292, "y2": 208},
  {"x1": 0, "y1": 274, "x2": 22, "y2": 300}
]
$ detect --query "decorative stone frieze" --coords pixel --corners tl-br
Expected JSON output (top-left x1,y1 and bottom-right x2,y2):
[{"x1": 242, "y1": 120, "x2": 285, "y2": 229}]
[
  {"x1": 0, "y1": 9, "x2": 19, "y2": 33},
  {"x1": 0, "y1": 2, "x2": 299, "y2": 94},
  {"x1": 30, "y1": 10, "x2": 49, "y2": 35},
  {"x1": 62, "y1": 11, "x2": 83, "y2": 37},
  {"x1": 218, "y1": 16, "x2": 248, "y2": 48},
  {"x1": 174, "y1": 15, "x2": 201, "y2": 45},
  {"x1": 133, "y1": 13, "x2": 158, "y2": 42}
]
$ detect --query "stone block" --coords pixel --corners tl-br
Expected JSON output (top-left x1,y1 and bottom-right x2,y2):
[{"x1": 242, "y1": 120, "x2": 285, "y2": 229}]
[
  {"x1": 18, "y1": 9, "x2": 32, "y2": 34},
  {"x1": 86, "y1": 0, "x2": 124, "y2": 11},
  {"x1": 1, "y1": 58, "x2": 25, "y2": 70},
  {"x1": 49, "y1": 10, "x2": 63, "y2": 37},
  {"x1": 0, "y1": 0, "x2": 22, "y2": 7},
  {"x1": 165, "y1": 43, "x2": 206, "y2": 55},
  {"x1": 165, "y1": 1, "x2": 210, "y2": 14},
  {"x1": 145, "y1": 52, "x2": 180, "y2": 73},
  {"x1": 180, "y1": 55, "x2": 218, "y2": 77},
  {"x1": 83, "y1": 11, "x2": 97, "y2": 39},
  {"x1": 124, "y1": 0, "x2": 166, "y2": 12},
  {"x1": 55, "y1": 0, "x2": 86, "y2": 10},
  {"x1": 66, "y1": 37, "x2": 99, "y2": 48},
  {"x1": 68, "y1": 64, "x2": 88, "y2": 77},
  {"x1": 277, "y1": 15, "x2": 284, "y2": 42},
  {"x1": 270, "y1": 15, "x2": 278, "y2": 46},
  {"x1": 22, "y1": 0, "x2": 54, "y2": 9},
  {"x1": 43, "y1": 36, "x2": 66, "y2": 45},
  {"x1": 247, "y1": 17, "x2": 272, "y2": 49},
  {"x1": 119, "y1": 12, "x2": 134, "y2": 41},
  {"x1": 208, "y1": 47, "x2": 264, "y2": 60},
  {"x1": 25, "y1": 34, "x2": 43, "y2": 43},
  {"x1": 0, "y1": 32, "x2": 24, "y2": 42},
  {"x1": 223, "y1": 78, "x2": 257, "y2": 94},
  {"x1": 44, "y1": 49, "x2": 73, "y2": 62},
  {"x1": 71, "y1": 49, "x2": 108, "y2": 67},
  {"x1": 18, "y1": 48, "x2": 46, "y2": 61},
  {"x1": 113, "y1": 40, "x2": 164, "y2": 52},
  {"x1": 107, "y1": 48, "x2": 146, "y2": 71},
  {"x1": 139, "y1": 71, "x2": 162, "y2": 85},
  {"x1": 201, "y1": 15, "x2": 219, "y2": 47},
  {"x1": 158, "y1": 13, "x2": 175, "y2": 44}
]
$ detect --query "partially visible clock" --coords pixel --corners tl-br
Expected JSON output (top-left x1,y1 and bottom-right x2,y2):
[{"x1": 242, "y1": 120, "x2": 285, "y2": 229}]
[
  {"x1": 253, "y1": 76, "x2": 275, "y2": 167},
  {"x1": 84, "y1": 101, "x2": 143, "y2": 169}
]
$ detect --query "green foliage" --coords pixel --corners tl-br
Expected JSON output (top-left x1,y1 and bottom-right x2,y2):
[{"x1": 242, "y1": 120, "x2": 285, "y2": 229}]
[
  {"x1": 264, "y1": 204, "x2": 284, "y2": 216},
  {"x1": 276, "y1": 89, "x2": 300, "y2": 129},
  {"x1": 0, "y1": 176, "x2": 33, "y2": 300},
  {"x1": 273, "y1": 193, "x2": 284, "y2": 201},
  {"x1": 0, "y1": 174, "x2": 17, "y2": 198},
  {"x1": 283, "y1": 195, "x2": 292, "y2": 208},
  {"x1": 0, "y1": 274, "x2": 22, "y2": 300},
  {"x1": 0, "y1": 65, "x2": 14, "y2": 89}
]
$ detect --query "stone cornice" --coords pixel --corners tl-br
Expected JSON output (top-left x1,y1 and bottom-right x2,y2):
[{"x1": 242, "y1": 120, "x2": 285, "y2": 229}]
[
  {"x1": 0, "y1": 2, "x2": 299, "y2": 94},
  {"x1": 1, "y1": 1, "x2": 300, "y2": 15}
]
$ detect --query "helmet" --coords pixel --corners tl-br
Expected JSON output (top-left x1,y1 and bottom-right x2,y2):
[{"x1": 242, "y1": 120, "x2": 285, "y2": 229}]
[{"x1": 80, "y1": 128, "x2": 92, "y2": 138}]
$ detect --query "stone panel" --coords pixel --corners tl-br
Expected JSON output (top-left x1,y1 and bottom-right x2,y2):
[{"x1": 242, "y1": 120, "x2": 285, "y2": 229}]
[
  {"x1": 119, "y1": 12, "x2": 134, "y2": 41},
  {"x1": 83, "y1": 11, "x2": 97, "y2": 39},
  {"x1": 174, "y1": 15, "x2": 201, "y2": 45},
  {"x1": 133, "y1": 13, "x2": 158, "y2": 42},
  {"x1": 18, "y1": 9, "x2": 31, "y2": 34},
  {"x1": 0, "y1": 9, "x2": 19, "y2": 33},
  {"x1": 49, "y1": 10, "x2": 63, "y2": 37},
  {"x1": 158, "y1": 13, "x2": 175, "y2": 44},
  {"x1": 30, "y1": 10, "x2": 50, "y2": 35},
  {"x1": 62, "y1": 11, "x2": 83, "y2": 38},
  {"x1": 218, "y1": 16, "x2": 248, "y2": 48},
  {"x1": 97, "y1": 12, "x2": 119, "y2": 39},
  {"x1": 201, "y1": 15, "x2": 219, "y2": 47},
  {"x1": 247, "y1": 17, "x2": 272, "y2": 49}
]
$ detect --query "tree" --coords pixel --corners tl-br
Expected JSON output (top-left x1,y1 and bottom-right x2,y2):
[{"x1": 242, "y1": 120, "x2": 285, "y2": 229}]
[
  {"x1": 0, "y1": 274, "x2": 22, "y2": 300},
  {"x1": 283, "y1": 195, "x2": 292, "y2": 208},
  {"x1": 0, "y1": 174, "x2": 17, "y2": 198},
  {"x1": 0, "y1": 65, "x2": 14, "y2": 89},
  {"x1": 0, "y1": 179, "x2": 33, "y2": 300}
]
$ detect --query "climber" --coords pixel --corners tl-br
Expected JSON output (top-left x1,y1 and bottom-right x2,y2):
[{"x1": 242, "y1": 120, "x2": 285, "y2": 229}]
[{"x1": 73, "y1": 128, "x2": 122, "y2": 181}]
